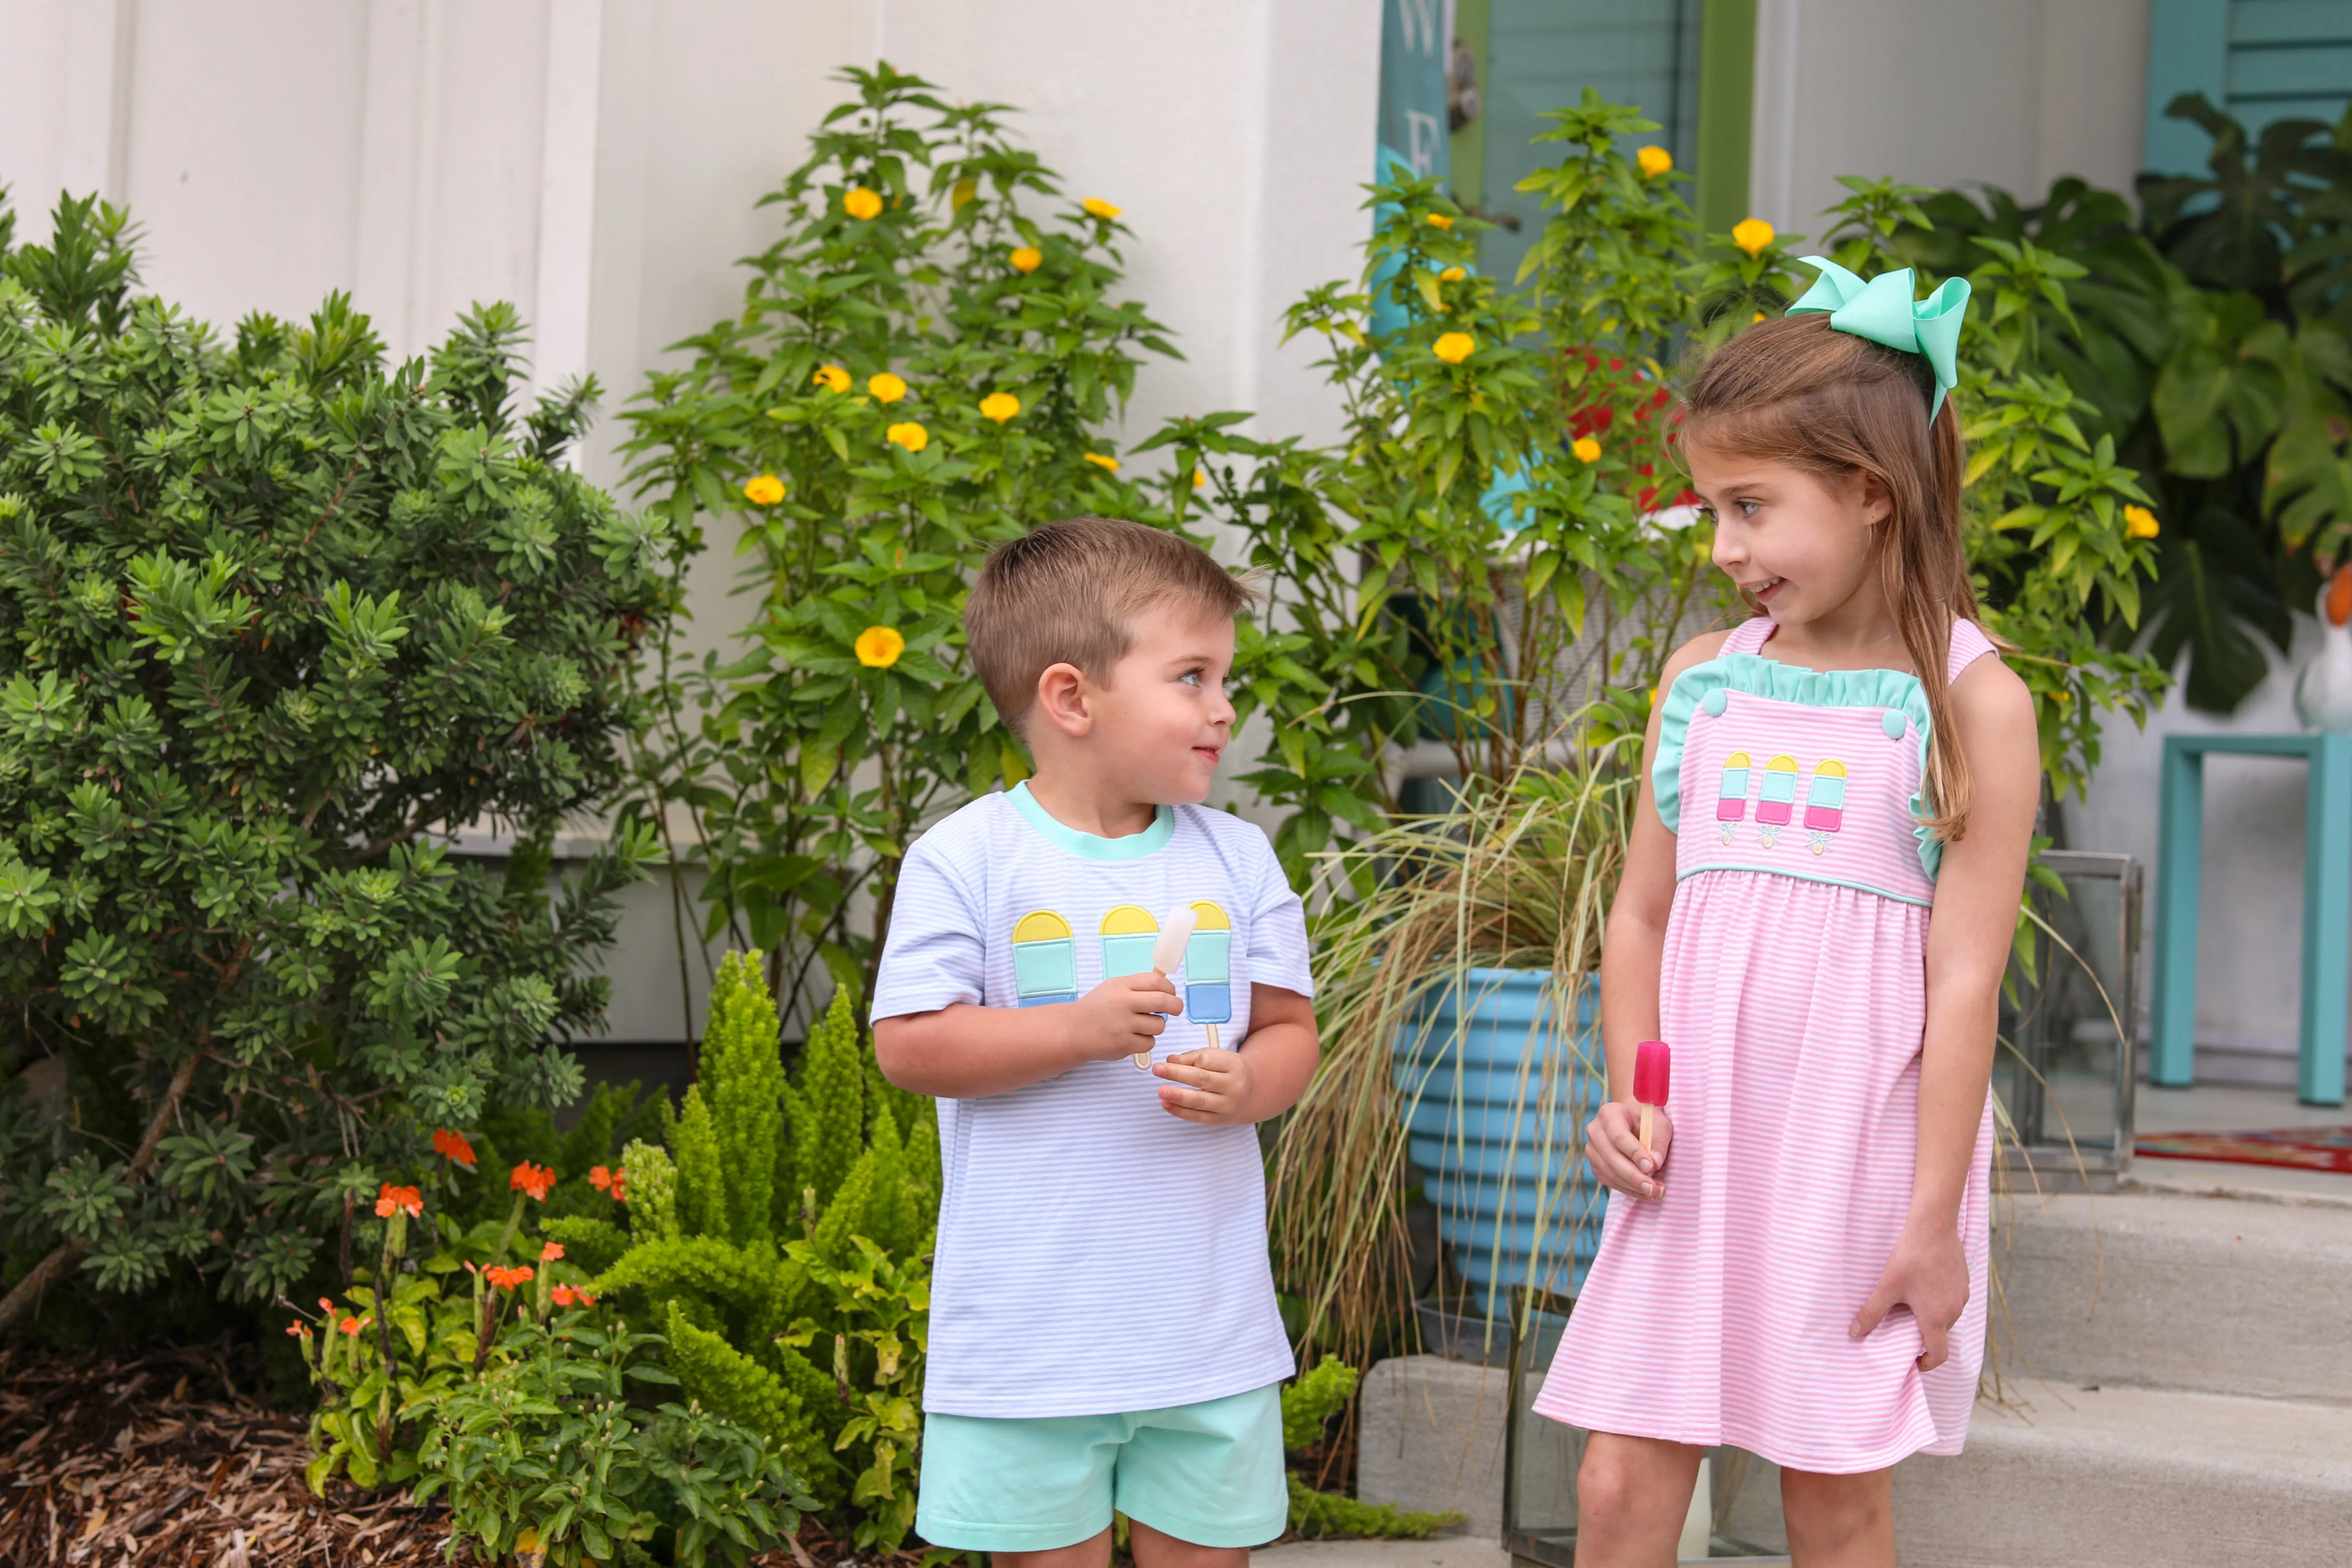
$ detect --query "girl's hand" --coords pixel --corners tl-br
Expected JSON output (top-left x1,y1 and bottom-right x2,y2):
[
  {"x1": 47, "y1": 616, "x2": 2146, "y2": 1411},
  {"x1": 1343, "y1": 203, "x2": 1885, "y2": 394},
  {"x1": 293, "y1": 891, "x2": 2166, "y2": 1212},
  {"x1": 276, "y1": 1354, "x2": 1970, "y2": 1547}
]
[
  {"x1": 1585, "y1": 1101, "x2": 1672, "y2": 1200},
  {"x1": 1850, "y1": 1221, "x2": 1970, "y2": 1370}
]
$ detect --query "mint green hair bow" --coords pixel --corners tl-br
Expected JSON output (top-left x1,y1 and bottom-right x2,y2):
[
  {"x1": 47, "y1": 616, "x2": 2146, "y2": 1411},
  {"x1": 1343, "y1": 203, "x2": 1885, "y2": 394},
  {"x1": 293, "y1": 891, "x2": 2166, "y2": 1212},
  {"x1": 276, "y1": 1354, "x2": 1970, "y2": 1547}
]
[{"x1": 1784, "y1": 257, "x2": 1971, "y2": 419}]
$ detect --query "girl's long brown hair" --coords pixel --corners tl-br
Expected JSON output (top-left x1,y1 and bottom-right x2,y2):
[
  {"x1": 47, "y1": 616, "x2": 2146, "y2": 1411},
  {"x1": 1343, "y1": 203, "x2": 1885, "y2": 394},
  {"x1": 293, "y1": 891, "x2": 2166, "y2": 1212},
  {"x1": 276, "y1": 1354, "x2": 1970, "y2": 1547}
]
[{"x1": 1679, "y1": 312, "x2": 1982, "y2": 839}]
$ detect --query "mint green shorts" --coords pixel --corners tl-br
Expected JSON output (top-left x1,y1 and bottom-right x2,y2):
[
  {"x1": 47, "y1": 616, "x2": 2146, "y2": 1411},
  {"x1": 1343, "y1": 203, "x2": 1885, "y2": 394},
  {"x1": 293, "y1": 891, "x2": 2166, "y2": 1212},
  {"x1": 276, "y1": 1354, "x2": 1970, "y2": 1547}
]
[{"x1": 914, "y1": 1383, "x2": 1288, "y2": 1552}]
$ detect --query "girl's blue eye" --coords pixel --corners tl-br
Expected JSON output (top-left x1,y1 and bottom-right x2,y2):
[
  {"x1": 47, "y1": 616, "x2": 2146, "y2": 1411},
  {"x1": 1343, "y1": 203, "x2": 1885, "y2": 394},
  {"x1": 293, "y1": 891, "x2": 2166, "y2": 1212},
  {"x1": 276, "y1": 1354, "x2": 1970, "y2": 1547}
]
[{"x1": 1179, "y1": 670, "x2": 1202, "y2": 686}]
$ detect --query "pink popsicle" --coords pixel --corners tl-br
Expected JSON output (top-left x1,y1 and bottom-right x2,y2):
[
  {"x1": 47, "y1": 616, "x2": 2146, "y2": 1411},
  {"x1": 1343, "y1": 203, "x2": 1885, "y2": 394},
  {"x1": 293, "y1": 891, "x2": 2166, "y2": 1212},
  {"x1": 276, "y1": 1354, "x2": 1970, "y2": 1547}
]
[{"x1": 1633, "y1": 1039, "x2": 1670, "y2": 1154}]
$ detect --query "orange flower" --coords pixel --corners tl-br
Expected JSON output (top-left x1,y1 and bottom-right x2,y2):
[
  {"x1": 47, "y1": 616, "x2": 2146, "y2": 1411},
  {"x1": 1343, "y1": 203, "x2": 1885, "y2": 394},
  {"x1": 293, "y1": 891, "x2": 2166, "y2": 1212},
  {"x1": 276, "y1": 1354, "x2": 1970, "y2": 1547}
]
[
  {"x1": 1432, "y1": 332, "x2": 1475, "y2": 365},
  {"x1": 1082, "y1": 197, "x2": 1122, "y2": 220},
  {"x1": 551, "y1": 1283, "x2": 580, "y2": 1308},
  {"x1": 339, "y1": 1315, "x2": 367, "y2": 1336},
  {"x1": 509, "y1": 1162, "x2": 556, "y2": 1202},
  {"x1": 374, "y1": 1183, "x2": 423, "y2": 1219},
  {"x1": 812, "y1": 363, "x2": 850, "y2": 394},
  {"x1": 610, "y1": 1172, "x2": 628, "y2": 1205},
  {"x1": 588, "y1": 1165, "x2": 613, "y2": 1191},
  {"x1": 743, "y1": 473, "x2": 785, "y2": 506},
  {"x1": 540, "y1": 1241, "x2": 565, "y2": 1263},
  {"x1": 484, "y1": 1265, "x2": 534, "y2": 1291},
  {"x1": 432, "y1": 1129, "x2": 477, "y2": 1168},
  {"x1": 844, "y1": 186, "x2": 883, "y2": 221},
  {"x1": 980, "y1": 392, "x2": 1021, "y2": 423},
  {"x1": 1009, "y1": 246, "x2": 1043, "y2": 273},
  {"x1": 286, "y1": 1321, "x2": 310, "y2": 1337},
  {"x1": 855, "y1": 626, "x2": 906, "y2": 668}
]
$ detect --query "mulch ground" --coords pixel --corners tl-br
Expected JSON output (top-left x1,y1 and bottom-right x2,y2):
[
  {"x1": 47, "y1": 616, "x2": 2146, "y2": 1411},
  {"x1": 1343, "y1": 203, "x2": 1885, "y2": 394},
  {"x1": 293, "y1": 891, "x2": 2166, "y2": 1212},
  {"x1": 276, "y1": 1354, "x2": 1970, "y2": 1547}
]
[{"x1": 0, "y1": 1343, "x2": 897, "y2": 1568}]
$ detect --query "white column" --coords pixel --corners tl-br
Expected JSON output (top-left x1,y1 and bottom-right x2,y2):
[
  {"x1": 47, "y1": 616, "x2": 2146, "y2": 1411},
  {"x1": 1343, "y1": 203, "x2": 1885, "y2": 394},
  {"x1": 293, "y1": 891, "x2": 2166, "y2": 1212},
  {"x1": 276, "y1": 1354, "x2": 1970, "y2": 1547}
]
[{"x1": 532, "y1": 0, "x2": 604, "y2": 418}]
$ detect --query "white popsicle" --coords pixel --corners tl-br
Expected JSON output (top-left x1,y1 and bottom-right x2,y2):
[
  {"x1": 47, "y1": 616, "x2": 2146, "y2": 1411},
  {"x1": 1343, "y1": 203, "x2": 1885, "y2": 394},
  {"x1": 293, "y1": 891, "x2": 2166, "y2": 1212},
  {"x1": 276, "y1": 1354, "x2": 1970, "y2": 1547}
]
[{"x1": 1135, "y1": 904, "x2": 1198, "y2": 1070}]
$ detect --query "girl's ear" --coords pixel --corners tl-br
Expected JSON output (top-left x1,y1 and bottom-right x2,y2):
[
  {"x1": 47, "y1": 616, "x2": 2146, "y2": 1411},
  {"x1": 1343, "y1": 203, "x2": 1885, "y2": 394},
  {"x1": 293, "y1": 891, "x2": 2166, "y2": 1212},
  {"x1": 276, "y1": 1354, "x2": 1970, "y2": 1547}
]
[{"x1": 1859, "y1": 472, "x2": 1895, "y2": 528}]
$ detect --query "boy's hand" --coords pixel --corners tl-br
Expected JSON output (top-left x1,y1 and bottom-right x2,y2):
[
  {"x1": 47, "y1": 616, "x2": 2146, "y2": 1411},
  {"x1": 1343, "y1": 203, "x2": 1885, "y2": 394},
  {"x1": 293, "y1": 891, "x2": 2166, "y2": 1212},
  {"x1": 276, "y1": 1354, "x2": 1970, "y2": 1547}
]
[
  {"x1": 1061, "y1": 971, "x2": 1180, "y2": 1065},
  {"x1": 1586, "y1": 1101, "x2": 1672, "y2": 1199},
  {"x1": 1152, "y1": 1046, "x2": 1257, "y2": 1124}
]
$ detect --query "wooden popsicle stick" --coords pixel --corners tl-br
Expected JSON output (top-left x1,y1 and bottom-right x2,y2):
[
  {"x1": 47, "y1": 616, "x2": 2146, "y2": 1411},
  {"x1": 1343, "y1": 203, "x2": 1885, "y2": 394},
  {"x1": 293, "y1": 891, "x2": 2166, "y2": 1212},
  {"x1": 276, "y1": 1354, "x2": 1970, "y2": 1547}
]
[
  {"x1": 1204, "y1": 1023, "x2": 1219, "y2": 1053},
  {"x1": 1135, "y1": 966, "x2": 1170, "y2": 1070},
  {"x1": 1638, "y1": 1101, "x2": 1654, "y2": 1154}
]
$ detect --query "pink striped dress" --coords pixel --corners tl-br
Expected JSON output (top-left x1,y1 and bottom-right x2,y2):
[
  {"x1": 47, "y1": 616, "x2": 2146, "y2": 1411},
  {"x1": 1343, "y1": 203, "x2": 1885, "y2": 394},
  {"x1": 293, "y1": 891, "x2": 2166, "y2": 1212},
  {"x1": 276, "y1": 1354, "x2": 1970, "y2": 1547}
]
[{"x1": 1532, "y1": 615, "x2": 1998, "y2": 1473}]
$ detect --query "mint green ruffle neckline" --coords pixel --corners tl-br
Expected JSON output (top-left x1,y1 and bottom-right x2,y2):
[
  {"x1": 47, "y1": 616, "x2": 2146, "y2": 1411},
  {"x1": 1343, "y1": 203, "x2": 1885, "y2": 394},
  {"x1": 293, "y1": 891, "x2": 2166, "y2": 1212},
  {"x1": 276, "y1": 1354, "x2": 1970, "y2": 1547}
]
[{"x1": 1654, "y1": 653, "x2": 1945, "y2": 883}]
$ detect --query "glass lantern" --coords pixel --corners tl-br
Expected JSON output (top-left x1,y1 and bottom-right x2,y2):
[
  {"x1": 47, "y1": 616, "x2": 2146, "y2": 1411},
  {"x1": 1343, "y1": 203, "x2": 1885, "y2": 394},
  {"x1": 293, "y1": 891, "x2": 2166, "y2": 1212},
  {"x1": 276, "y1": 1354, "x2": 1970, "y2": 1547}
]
[{"x1": 1992, "y1": 849, "x2": 2142, "y2": 1191}]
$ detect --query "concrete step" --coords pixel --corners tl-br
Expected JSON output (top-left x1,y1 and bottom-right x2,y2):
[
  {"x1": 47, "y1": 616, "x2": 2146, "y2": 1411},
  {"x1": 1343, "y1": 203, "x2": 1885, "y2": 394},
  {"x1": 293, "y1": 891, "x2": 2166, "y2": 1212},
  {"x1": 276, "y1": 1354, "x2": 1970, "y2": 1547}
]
[
  {"x1": 1992, "y1": 1189, "x2": 2352, "y2": 1402},
  {"x1": 1894, "y1": 1380, "x2": 2352, "y2": 1568}
]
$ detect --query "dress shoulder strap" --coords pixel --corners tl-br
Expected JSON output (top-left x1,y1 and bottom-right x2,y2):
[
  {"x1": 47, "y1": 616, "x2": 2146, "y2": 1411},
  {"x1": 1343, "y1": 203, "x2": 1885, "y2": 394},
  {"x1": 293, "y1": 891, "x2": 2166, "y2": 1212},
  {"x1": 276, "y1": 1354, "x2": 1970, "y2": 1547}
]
[
  {"x1": 1720, "y1": 616, "x2": 1775, "y2": 656},
  {"x1": 1946, "y1": 618, "x2": 1999, "y2": 684}
]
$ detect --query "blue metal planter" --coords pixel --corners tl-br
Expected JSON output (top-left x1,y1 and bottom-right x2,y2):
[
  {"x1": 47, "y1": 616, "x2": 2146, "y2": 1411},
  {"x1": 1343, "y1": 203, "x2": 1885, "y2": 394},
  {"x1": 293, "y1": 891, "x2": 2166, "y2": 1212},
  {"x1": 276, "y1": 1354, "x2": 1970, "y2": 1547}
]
[{"x1": 1394, "y1": 967, "x2": 1607, "y2": 1305}]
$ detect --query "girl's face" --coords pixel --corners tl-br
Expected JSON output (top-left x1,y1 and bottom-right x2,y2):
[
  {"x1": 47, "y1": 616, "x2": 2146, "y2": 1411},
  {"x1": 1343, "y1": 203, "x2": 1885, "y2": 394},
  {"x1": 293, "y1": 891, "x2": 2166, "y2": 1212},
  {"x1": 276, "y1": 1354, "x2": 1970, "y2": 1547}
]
[{"x1": 1687, "y1": 444, "x2": 1892, "y2": 629}]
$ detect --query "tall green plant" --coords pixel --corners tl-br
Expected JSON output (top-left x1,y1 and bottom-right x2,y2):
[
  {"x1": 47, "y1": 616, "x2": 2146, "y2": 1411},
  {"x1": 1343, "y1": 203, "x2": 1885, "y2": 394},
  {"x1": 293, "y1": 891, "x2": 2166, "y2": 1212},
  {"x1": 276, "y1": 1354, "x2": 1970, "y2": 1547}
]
[
  {"x1": 0, "y1": 189, "x2": 669, "y2": 1337},
  {"x1": 618, "y1": 64, "x2": 1186, "y2": 1025},
  {"x1": 576, "y1": 958, "x2": 939, "y2": 1551}
]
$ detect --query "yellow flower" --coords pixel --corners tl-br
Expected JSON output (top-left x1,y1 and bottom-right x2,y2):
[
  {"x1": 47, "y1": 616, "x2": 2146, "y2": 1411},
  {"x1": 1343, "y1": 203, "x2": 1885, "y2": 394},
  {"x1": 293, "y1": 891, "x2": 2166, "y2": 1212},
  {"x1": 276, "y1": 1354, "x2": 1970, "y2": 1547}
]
[
  {"x1": 2124, "y1": 504, "x2": 2161, "y2": 539},
  {"x1": 1426, "y1": 213, "x2": 1455, "y2": 230},
  {"x1": 1193, "y1": 468, "x2": 1207, "y2": 489},
  {"x1": 1733, "y1": 217, "x2": 1775, "y2": 257},
  {"x1": 742, "y1": 473, "x2": 784, "y2": 506},
  {"x1": 844, "y1": 186, "x2": 883, "y2": 221},
  {"x1": 1010, "y1": 245, "x2": 1043, "y2": 273},
  {"x1": 1084, "y1": 452, "x2": 1120, "y2": 472},
  {"x1": 1082, "y1": 197, "x2": 1122, "y2": 220},
  {"x1": 855, "y1": 625, "x2": 905, "y2": 668},
  {"x1": 951, "y1": 177, "x2": 978, "y2": 211},
  {"x1": 886, "y1": 422, "x2": 929, "y2": 452},
  {"x1": 812, "y1": 363, "x2": 850, "y2": 393},
  {"x1": 1751, "y1": 311, "x2": 1767, "y2": 323},
  {"x1": 1572, "y1": 436, "x2": 1602, "y2": 464},
  {"x1": 1439, "y1": 266, "x2": 1466, "y2": 282},
  {"x1": 868, "y1": 372, "x2": 908, "y2": 403},
  {"x1": 1637, "y1": 146, "x2": 1673, "y2": 178},
  {"x1": 1432, "y1": 331, "x2": 1475, "y2": 365},
  {"x1": 980, "y1": 392, "x2": 1021, "y2": 424}
]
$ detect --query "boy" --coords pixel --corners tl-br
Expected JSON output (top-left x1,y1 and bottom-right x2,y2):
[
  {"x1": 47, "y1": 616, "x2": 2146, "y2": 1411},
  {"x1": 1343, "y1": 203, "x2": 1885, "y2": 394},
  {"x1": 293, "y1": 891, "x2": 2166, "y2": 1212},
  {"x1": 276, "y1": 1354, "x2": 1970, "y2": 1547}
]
[{"x1": 873, "y1": 517, "x2": 1319, "y2": 1566}]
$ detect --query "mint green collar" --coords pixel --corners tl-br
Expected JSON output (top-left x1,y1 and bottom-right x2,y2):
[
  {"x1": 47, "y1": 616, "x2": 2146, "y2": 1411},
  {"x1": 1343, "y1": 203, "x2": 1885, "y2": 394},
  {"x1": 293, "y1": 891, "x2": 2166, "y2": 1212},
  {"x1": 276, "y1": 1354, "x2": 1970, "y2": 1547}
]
[{"x1": 1009, "y1": 782, "x2": 1174, "y2": 860}]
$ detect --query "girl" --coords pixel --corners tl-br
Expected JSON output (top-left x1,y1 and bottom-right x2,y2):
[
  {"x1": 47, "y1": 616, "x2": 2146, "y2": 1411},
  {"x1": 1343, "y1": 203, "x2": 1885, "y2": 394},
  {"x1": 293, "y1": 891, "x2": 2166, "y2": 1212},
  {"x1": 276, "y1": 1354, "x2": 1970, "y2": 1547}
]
[{"x1": 1533, "y1": 263, "x2": 2040, "y2": 1568}]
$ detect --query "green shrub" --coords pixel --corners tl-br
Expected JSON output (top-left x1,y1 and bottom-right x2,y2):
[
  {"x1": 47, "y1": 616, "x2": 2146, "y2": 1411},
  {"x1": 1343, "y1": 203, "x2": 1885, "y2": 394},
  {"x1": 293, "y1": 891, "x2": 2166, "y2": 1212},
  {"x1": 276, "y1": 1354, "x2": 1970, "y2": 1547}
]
[
  {"x1": 413, "y1": 1317, "x2": 816, "y2": 1568},
  {"x1": 590, "y1": 959, "x2": 938, "y2": 1550},
  {"x1": 0, "y1": 189, "x2": 671, "y2": 1336}
]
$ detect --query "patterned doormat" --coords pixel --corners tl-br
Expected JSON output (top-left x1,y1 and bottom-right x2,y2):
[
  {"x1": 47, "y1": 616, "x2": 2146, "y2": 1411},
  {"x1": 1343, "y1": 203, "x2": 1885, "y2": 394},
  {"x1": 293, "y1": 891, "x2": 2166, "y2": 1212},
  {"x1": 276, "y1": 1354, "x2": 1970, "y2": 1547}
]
[{"x1": 2135, "y1": 1127, "x2": 2352, "y2": 1173}]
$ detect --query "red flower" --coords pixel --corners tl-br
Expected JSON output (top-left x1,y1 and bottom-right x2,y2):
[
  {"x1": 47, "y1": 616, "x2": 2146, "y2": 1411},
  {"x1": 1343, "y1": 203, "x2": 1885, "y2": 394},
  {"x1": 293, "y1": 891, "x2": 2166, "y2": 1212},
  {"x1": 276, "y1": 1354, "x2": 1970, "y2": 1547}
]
[
  {"x1": 432, "y1": 1129, "x2": 478, "y2": 1168},
  {"x1": 588, "y1": 1165, "x2": 612, "y2": 1191},
  {"x1": 339, "y1": 1315, "x2": 368, "y2": 1336},
  {"x1": 509, "y1": 1162, "x2": 556, "y2": 1202},
  {"x1": 374, "y1": 1183, "x2": 423, "y2": 1219},
  {"x1": 540, "y1": 1241, "x2": 564, "y2": 1262}
]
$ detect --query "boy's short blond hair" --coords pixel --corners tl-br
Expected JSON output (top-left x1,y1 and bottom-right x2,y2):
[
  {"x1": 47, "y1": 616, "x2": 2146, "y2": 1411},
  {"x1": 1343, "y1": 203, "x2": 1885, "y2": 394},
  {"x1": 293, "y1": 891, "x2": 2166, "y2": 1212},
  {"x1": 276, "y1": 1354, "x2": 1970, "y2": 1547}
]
[{"x1": 964, "y1": 517, "x2": 1258, "y2": 736}]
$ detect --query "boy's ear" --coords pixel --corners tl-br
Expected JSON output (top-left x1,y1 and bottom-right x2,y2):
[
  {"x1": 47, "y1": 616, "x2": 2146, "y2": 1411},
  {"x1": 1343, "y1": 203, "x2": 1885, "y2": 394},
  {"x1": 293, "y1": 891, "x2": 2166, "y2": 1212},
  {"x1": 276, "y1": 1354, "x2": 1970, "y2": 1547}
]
[{"x1": 1032, "y1": 661, "x2": 1092, "y2": 738}]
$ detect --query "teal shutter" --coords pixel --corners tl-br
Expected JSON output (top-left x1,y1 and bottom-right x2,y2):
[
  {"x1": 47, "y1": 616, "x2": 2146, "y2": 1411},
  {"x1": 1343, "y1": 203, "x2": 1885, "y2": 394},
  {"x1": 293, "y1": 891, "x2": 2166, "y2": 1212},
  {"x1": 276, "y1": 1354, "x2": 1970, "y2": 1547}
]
[
  {"x1": 2146, "y1": 0, "x2": 2352, "y2": 174},
  {"x1": 1477, "y1": 0, "x2": 1702, "y2": 285}
]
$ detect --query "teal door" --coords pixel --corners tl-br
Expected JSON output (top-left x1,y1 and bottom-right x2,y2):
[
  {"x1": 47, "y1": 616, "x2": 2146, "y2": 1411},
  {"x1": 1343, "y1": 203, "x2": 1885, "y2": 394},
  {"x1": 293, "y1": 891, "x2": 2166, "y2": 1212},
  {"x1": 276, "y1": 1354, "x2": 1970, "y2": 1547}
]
[{"x1": 2147, "y1": 0, "x2": 2352, "y2": 173}]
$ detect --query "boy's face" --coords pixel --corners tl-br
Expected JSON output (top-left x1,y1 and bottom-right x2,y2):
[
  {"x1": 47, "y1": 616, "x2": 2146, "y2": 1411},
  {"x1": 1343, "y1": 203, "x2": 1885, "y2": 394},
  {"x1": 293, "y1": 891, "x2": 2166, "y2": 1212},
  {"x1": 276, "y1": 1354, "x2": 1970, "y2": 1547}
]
[{"x1": 1062, "y1": 602, "x2": 1237, "y2": 804}]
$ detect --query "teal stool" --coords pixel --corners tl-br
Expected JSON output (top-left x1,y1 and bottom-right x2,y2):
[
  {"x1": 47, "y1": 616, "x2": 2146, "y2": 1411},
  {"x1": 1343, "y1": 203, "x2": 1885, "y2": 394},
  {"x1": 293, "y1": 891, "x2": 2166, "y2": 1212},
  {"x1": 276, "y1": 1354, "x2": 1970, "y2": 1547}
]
[{"x1": 2152, "y1": 732, "x2": 2352, "y2": 1105}]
